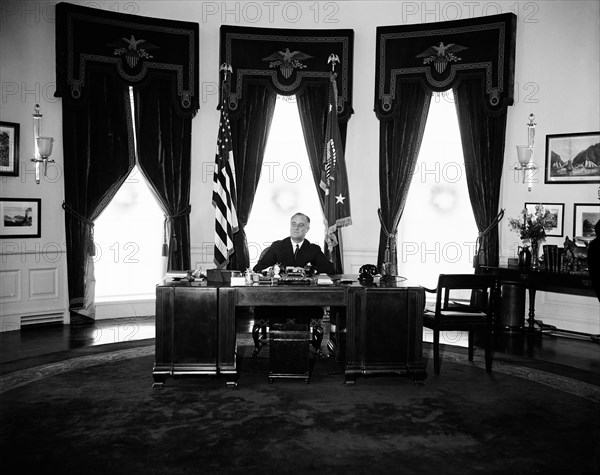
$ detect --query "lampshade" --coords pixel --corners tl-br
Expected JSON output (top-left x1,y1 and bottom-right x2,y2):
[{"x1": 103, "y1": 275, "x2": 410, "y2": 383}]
[
  {"x1": 37, "y1": 137, "x2": 54, "y2": 158},
  {"x1": 515, "y1": 145, "x2": 533, "y2": 167}
]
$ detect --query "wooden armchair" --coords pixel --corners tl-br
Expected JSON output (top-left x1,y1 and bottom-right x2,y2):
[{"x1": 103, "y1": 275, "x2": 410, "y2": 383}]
[{"x1": 423, "y1": 274, "x2": 496, "y2": 375}]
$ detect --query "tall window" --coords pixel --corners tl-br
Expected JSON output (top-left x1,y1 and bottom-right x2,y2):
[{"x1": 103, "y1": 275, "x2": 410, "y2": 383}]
[
  {"x1": 245, "y1": 95, "x2": 325, "y2": 267},
  {"x1": 93, "y1": 88, "x2": 164, "y2": 301},
  {"x1": 397, "y1": 90, "x2": 477, "y2": 289}
]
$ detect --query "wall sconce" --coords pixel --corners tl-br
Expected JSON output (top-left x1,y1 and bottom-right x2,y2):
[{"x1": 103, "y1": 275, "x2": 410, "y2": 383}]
[
  {"x1": 513, "y1": 114, "x2": 537, "y2": 191},
  {"x1": 31, "y1": 104, "x2": 54, "y2": 184}
]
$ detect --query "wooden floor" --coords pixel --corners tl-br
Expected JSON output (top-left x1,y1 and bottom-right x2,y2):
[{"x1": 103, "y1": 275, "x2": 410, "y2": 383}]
[{"x1": 1, "y1": 314, "x2": 598, "y2": 384}]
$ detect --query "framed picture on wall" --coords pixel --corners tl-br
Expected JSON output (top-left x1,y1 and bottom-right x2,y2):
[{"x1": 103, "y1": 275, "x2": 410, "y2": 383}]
[
  {"x1": 573, "y1": 203, "x2": 599, "y2": 239},
  {"x1": 544, "y1": 131, "x2": 600, "y2": 184},
  {"x1": 0, "y1": 121, "x2": 20, "y2": 177},
  {"x1": 0, "y1": 198, "x2": 41, "y2": 238},
  {"x1": 525, "y1": 202, "x2": 564, "y2": 237}
]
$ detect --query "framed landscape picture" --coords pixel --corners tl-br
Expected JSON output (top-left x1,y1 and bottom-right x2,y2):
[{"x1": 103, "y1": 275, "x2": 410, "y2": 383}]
[
  {"x1": 0, "y1": 198, "x2": 41, "y2": 238},
  {"x1": 525, "y1": 202, "x2": 564, "y2": 237},
  {"x1": 573, "y1": 203, "x2": 599, "y2": 239},
  {"x1": 0, "y1": 121, "x2": 20, "y2": 176},
  {"x1": 544, "y1": 132, "x2": 600, "y2": 184}
]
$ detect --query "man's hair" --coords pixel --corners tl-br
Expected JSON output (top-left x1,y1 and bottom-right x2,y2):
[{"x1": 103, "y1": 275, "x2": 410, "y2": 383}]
[{"x1": 291, "y1": 212, "x2": 310, "y2": 223}]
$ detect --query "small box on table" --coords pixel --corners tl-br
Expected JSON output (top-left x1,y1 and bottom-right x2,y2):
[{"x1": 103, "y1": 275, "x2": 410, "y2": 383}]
[{"x1": 206, "y1": 269, "x2": 242, "y2": 284}]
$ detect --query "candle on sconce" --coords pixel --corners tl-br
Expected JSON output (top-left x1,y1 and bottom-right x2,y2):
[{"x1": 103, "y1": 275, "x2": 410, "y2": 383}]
[
  {"x1": 527, "y1": 113, "x2": 536, "y2": 149},
  {"x1": 30, "y1": 104, "x2": 55, "y2": 184},
  {"x1": 33, "y1": 104, "x2": 42, "y2": 160}
]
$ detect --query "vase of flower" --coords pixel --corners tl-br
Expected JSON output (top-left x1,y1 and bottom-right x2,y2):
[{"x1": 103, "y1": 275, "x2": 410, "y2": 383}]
[{"x1": 509, "y1": 205, "x2": 556, "y2": 270}]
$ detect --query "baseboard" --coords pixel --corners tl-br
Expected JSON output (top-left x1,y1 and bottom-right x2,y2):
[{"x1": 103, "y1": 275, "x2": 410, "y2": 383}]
[{"x1": 94, "y1": 297, "x2": 155, "y2": 320}]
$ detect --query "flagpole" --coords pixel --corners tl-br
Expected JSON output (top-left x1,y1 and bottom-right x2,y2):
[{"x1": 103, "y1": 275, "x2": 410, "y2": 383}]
[
  {"x1": 213, "y1": 63, "x2": 239, "y2": 269},
  {"x1": 321, "y1": 53, "x2": 352, "y2": 274},
  {"x1": 328, "y1": 53, "x2": 340, "y2": 274}
]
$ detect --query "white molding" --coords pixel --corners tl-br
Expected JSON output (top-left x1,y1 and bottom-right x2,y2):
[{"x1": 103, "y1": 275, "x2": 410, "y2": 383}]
[
  {"x1": 0, "y1": 252, "x2": 68, "y2": 332},
  {"x1": 94, "y1": 297, "x2": 155, "y2": 320},
  {"x1": 29, "y1": 267, "x2": 59, "y2": 300},
  {"x1": 0, "y1": 269, "x2": 21, "y2": 303},
  {"x1": 0, "y1": 307, "x2": 68, "y2": 333}
]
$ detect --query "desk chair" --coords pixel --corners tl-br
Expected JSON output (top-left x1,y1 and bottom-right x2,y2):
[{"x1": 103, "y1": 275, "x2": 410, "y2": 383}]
[
  {"x1": 251, "y1": 246, "x2": 325, "y2": 357},
  {"x1": 423, "y1": 274, "x2": 496, "y2": 374},
  {"x1": 253, "y1": 307, "x2": 325, "y2": 357}
]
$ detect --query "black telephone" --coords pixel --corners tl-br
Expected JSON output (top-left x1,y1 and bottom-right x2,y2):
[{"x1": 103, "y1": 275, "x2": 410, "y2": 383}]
[{"x1": 358, "y1": 264, "x2": 378, "y2": 284}]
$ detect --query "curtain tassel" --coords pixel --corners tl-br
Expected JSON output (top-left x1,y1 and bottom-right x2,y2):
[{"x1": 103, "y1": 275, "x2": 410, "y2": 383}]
[
  {"x1": 162, "y1": 216, "x2": 169, "y2": 257},
  {"x1": 88, "y1": 233, "x2": 96, "y2": 257},
  {"x1": 473, "y1": 209, "x2": 505, "y2": 269}
]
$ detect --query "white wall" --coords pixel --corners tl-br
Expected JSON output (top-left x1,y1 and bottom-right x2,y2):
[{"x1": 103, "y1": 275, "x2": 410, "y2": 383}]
[
  {"x1": 0, "y1": 0, "x2": 68, "y2": 330},
  {"x1": 1, "y1": 1, "x2": 598, "y2": 332}
]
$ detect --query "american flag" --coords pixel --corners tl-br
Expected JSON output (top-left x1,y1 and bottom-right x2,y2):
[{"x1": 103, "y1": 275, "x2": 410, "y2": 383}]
[
  {"x1": 320, "y1": 74, "x2": 352, "y2": 263},
  {"x1": 212, "y1": 99, "x2": 239, "y2": 268}
]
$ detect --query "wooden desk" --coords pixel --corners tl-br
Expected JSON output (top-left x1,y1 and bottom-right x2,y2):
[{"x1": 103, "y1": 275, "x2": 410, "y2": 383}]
[
  {"x1": 154, "y1": 278, "x2": 426, "y2": 387},
  {"x1": 218, "y1": 284, "x2": 350, "y2": 387},
  {"x1": 153, "y1": 282, "x2": 218, "y2": 388},
  {"x1": 333, "y1": 281, "x2": 426, "y2": 384},
  {"x1": 480, "y1": 266, "x2": 596, "y2": 332}
]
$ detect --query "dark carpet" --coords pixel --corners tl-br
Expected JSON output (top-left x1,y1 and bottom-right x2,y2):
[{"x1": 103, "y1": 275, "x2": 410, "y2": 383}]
[{"x1": 1, "y1": 339, "x2": 599, "y2": 475}]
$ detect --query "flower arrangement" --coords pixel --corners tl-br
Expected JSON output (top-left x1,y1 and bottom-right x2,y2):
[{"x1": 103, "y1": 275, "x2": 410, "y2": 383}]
[{"x1": 508, "y1": 204, "x2": 556, "y2": 242}]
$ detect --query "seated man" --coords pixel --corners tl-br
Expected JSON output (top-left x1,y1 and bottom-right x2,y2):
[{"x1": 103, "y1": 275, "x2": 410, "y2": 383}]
[
  {"x1": 253, "y1": 212, "x2": 335, "y2": 275},
  {"x1": 252, "y1": 212, "x2": 335, "y2": 356}
]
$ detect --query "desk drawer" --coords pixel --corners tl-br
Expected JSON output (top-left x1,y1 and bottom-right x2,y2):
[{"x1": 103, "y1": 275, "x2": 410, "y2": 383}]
[{"x1": 234, "y1": 286, "x2": 348, "y2": 306}]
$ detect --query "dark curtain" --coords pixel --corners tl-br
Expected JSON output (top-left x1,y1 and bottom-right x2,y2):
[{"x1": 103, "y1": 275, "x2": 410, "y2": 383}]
[
  {"x1": 62, "y1": 69, "x2": 134, "y2": 311},
  {"x1": 133, "y1": 75, "x2": 192, "y2": 270},
  {"x1": 453, "y1": 75, "x2": 506, "y2": 268},
  {"x1": 296, "y1": 84, "x2": 349, "y2": 272},
  {"x1": 227, "y1": 83, "x2": 277, "y2": 271},
  {"x1": 377, "y1": 81, "x2": 432, "y2": 268}
]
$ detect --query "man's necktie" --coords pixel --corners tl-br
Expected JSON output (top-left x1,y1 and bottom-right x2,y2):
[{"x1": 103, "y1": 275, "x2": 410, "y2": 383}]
[{"x1": 294, "y1": 244, "x2": 299, "y2": 262}]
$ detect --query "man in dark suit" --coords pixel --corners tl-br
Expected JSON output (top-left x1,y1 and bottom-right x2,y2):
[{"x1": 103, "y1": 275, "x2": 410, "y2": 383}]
[
  {"x1": 253, "y1": 212, "x2": 335, "y2": 274},
  {"x1": 587, "y1": 220, "x2": 600, "y2": 303},
  {"x1": 587, "y1": 220, "x2": 600, "y2": 343},
  {"x1": 251, "y1": 212, "x2": 334, "y2": 356}
]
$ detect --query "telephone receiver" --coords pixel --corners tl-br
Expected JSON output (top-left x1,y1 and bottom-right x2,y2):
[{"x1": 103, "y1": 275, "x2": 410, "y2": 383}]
[
  {"x1": 359, "y1": 264, "x2": 378, "y2": 276},
  {"x1": 358, "y1": 264, "x2": 378, "y2": 283}
]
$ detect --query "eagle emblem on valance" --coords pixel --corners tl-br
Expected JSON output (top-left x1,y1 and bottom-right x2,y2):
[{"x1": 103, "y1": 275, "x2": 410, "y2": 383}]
[
  {"x1": 262, "y1": 48, "x2": 313, "y2": 79},
  {"x1": 416, "y1": 42, "x2": 468, "y2": 74},
  {"x1": 110, "y1": 35, "x2": 159, "y2": 69}
]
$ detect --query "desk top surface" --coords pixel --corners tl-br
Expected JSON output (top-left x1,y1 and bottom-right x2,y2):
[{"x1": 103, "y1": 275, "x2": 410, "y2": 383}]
[
  {"x1": 159, "y1": 274, "x2": 422, "y2": 290},
  {"x1": 480, "y1": 265, "x2": 595, "y2": 296}
]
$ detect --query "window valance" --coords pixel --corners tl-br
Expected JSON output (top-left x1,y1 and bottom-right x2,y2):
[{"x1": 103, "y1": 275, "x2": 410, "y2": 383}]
[
  {"x1": 55, "y1": 2, "x2": 199, "y2": 116},
  {"x1": 375, "y1": 13, "x2": 516, "y2": 119},
  {"x1": 220, "y1": 25, "x2": 354, "y2": 122}
]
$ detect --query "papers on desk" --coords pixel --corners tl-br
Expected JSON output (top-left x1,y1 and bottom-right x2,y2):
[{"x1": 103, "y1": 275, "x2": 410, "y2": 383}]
[
  {"x1": 230, "y1": 276, "x2": 247, "y2": 286},
  {"x1": 164, "y1": 271, "x2": 189, "y2": 281},
  {"x1": 316, "y1": 275, "x2": 334, "y2": 286}
]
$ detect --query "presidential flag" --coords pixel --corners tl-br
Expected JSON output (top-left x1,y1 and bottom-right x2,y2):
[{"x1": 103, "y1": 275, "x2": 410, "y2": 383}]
[
  {"x1": 320, "y1": 73, "x2": 352, "y2": 262},
  {"x1": 212, "y1": 95, "x2": 239, "y2": 268}
]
